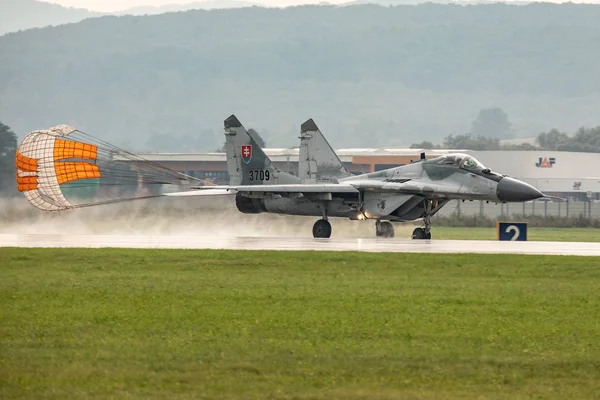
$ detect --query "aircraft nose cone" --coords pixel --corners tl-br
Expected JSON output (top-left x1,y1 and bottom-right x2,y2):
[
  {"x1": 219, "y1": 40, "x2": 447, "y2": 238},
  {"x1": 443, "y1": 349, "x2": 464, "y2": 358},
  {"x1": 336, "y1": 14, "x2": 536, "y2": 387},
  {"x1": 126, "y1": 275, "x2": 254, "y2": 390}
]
[{"x1": 497, "y1": 177, "x2": 544, "y2": 202}]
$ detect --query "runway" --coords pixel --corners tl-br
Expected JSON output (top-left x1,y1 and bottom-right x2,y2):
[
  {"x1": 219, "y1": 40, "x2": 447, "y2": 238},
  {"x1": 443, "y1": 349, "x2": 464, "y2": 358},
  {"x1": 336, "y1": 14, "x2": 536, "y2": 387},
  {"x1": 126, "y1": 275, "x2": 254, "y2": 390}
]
[{"x1": 1, "y1": 234, "x2": 599, "y2": 255}]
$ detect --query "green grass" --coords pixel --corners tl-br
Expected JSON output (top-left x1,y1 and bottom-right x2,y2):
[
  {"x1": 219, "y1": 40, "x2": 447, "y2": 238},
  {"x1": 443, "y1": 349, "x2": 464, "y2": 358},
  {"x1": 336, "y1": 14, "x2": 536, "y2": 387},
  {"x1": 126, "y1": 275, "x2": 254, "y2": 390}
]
[
  {"x1": 430, "y1": 226, "x2": 600, "y2": 242},
  {"x1": 1, "y1": 249, "x2": 600, "y2": 399}
]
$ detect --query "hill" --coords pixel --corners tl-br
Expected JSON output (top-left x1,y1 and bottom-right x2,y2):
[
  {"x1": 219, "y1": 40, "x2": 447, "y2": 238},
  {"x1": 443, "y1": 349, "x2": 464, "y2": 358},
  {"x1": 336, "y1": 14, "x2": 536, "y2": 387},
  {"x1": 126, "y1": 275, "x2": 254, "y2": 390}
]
[
  {"x1": 2, "y1": 3, "x2": 600, "y2": 151},
  {"x1": 118, "y1": 1, "x2": 263, "y2": 15},
  {"x1": 0, "y1": 0, "x2": 261, "y2": 36},
  {"x1": 0, "y1": 0, "x2": 100, "y2": 35}
]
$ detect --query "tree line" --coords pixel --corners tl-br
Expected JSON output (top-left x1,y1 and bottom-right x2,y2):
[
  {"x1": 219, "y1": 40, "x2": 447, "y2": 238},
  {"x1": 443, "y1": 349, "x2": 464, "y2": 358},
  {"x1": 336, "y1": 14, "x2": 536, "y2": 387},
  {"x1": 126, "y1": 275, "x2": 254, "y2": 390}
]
[
  {"x1": 0, "y1": 122, "x2": 17, "y2": 196},
  {"x1": 410, "y1": 108, "x2": 600, "y2": 152},
  {"x1": 411, "y1": 127, "x2": 600, "y2": 152}
]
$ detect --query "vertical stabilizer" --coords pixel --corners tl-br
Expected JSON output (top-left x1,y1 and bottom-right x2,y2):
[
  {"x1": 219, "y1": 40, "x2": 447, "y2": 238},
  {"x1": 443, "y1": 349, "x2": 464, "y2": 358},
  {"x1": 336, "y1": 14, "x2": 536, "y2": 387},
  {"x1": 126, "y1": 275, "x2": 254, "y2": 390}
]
[
  {"x1": 224, "y1": 115, "x2": 301, "y2": 186},
  {"x1": 299, "y1": 119, "x2": 352, "y2": 182}
]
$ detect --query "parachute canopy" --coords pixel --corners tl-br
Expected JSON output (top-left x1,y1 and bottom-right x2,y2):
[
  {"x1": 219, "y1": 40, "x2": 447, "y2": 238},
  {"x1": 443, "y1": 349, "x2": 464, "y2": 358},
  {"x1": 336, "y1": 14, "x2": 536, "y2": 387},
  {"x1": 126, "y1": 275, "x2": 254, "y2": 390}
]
[{"x1": 16, "y1": 125, "x2": 202, "y2": 211}]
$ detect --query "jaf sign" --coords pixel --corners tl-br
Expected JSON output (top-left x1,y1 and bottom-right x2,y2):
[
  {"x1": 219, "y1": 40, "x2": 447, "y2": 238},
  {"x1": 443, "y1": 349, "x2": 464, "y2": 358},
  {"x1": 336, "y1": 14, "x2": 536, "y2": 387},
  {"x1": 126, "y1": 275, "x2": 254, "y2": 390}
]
[
  {"x1": 496, "y1": 222, "x2": 527, "y2": 241},
  {"x1": 241, "y1": 145, "x2": 252, "y2": 164},
  {"x1": 535, "y1": 157, "x2": 555, "y2": 168}
]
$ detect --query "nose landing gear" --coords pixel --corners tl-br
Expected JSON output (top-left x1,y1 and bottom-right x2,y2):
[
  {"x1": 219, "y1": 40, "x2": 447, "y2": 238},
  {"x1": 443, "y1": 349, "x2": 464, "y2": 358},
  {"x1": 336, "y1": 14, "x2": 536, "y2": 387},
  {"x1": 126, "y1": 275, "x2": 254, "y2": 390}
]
[{"x1": 412, "y1": 200, "x2": 432, "y2": 240}]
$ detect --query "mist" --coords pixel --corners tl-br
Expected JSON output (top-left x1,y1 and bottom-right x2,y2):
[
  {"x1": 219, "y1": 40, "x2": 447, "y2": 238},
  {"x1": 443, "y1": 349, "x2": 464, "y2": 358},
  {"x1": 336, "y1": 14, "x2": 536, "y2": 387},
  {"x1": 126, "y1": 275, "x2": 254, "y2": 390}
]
[{"x1": 0, "y1": 197, "x2": 422, "y2": 239}]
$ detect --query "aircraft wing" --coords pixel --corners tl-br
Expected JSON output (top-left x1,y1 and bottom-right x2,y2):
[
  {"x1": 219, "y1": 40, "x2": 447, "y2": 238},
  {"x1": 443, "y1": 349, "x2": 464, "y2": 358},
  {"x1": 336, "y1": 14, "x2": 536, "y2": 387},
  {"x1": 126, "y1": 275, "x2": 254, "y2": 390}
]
[
  {"x1": 164, "y1": 180, "x2": 461, "y2": 197},
  {"x1": 164, "y1": 184, "x2": 360, "y2": 197}
]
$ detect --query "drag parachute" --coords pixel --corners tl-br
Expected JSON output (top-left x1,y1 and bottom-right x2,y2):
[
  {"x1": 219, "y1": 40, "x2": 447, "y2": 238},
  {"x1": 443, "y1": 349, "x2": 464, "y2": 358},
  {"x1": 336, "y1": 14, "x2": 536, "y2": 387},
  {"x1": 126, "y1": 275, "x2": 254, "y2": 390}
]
[{"x1": 16, "y1": 125, "x2": 202, "y2": 211}]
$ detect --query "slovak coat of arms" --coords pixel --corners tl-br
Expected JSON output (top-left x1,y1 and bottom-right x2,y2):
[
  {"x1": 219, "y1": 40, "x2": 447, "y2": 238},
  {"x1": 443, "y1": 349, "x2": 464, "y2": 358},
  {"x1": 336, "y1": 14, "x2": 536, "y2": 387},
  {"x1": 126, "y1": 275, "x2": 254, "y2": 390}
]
[{"x1": 241, "y1": 145, "x2": 252, "y2": 164}]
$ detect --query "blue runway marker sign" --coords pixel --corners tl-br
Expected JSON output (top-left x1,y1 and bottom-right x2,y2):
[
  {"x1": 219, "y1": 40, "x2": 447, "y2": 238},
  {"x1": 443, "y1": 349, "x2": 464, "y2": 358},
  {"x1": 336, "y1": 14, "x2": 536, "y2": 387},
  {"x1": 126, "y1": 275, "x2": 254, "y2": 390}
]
[{"x1": 497, "y1": 222, "x2": 527, "y2": 241}]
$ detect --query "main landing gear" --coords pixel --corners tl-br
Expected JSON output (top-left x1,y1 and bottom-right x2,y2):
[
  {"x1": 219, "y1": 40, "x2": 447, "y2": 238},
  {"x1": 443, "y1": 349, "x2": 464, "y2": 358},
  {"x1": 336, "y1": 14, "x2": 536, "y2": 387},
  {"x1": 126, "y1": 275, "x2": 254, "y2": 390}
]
[
  {"x1": 376, "y1": 220, "x2": 394, "y2": 238},
  {"x1": 313, "y1": 219, "x2": 332, "y2": 238},
  {"x1": 313, "y1": 205, "x2": 332, "y2": 239},
  {"x1": 412, "y1": 199, "x2": 432, "y2": 240}
]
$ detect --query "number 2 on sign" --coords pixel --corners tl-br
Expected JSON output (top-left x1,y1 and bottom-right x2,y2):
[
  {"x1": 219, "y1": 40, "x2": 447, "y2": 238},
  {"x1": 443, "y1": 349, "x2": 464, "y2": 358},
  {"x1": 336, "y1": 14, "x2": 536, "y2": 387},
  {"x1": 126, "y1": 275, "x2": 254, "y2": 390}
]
[{"x1": 505, "y1": 225, "x2": 520, "y2": 241}]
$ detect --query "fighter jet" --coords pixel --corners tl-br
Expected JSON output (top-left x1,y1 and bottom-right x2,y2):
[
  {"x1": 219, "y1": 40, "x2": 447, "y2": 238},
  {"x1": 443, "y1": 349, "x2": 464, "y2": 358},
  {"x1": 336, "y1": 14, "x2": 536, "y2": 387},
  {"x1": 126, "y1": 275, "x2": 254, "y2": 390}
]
[{"x1": 167, "y1": 115, "x2": 546, "y2": 239}]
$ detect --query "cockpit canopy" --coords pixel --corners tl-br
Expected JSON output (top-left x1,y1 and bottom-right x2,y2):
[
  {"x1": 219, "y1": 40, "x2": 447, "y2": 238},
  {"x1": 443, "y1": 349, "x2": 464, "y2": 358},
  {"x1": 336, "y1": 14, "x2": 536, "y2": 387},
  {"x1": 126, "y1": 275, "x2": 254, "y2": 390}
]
[{"x1": 428, "y1": 153, "x2": 488, "y2": 172}]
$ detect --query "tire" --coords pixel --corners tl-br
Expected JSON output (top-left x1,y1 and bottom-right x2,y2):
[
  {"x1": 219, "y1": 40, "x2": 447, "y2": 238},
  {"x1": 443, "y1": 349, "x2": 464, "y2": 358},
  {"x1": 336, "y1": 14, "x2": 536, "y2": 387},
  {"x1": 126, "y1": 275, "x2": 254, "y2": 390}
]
[
  {"x1": 412, "y1": 227, "x2": 426, "y2": 240},
  {"x1": 313, "y1": 219, "x2": 332, "y2": 238}
]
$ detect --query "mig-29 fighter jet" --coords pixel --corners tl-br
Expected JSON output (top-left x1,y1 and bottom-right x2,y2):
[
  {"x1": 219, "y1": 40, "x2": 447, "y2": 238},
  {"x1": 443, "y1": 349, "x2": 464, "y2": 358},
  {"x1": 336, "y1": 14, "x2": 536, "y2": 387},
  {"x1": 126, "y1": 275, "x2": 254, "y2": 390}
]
[{"x1": 167, "y1": 115, "x2": 545, "y2": 239}]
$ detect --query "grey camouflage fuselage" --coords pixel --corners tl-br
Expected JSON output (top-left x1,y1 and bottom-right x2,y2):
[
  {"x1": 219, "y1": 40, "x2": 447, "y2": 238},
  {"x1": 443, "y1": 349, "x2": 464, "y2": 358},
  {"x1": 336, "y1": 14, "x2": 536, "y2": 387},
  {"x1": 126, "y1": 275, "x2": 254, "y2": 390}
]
[{"x1": 220, "y1": 115, "x2": 543, "y2": 222}]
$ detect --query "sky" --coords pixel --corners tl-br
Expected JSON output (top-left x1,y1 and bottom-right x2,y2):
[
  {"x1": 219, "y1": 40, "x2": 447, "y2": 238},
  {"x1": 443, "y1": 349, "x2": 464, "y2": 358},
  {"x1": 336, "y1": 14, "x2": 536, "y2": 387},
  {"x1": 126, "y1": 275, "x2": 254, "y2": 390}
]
[
  {"x1": 41, "y1": 0, "x2": 339, "y2": 12},
  {"x1": 41, "y1": 0, "x2": 600, "y2": 12}
]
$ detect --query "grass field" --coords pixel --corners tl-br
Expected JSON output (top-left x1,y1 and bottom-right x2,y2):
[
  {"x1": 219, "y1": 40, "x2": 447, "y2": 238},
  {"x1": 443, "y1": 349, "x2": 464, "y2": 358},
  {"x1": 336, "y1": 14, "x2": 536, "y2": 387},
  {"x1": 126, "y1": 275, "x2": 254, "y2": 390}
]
[{"x1": 1, "y1": 249, "x2": 600, "y2": 399}]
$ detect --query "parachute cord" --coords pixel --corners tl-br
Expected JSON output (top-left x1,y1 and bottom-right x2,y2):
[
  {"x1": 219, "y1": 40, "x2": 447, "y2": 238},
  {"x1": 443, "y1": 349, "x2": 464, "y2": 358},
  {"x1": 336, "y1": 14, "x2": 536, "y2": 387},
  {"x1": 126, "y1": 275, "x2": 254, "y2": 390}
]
[
  {"x1": 72, "y1": 194, "x2": 169, "y2": 209},
  {"x1": 73, "y1": 130, "x2": 210, "y2": 185}
]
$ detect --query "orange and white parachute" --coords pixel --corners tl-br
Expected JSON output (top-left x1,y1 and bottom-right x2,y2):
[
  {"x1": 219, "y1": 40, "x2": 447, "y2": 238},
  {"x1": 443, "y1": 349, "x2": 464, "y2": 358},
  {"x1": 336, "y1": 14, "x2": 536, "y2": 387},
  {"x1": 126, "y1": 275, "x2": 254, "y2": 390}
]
[{"x1": 16, "y1": 125, "x2": 200, "y2": 211}]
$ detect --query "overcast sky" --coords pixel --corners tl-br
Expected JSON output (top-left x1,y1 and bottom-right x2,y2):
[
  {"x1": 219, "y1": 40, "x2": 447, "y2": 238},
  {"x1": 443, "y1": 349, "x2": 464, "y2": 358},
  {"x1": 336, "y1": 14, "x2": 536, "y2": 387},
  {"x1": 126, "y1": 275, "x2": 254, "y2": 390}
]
[
  {"x1": 41, "y1": 0, "x2": 340, "y2": 12},
  {"x1": 42, "y1": 0, "x2": 600, "y2": 12}
]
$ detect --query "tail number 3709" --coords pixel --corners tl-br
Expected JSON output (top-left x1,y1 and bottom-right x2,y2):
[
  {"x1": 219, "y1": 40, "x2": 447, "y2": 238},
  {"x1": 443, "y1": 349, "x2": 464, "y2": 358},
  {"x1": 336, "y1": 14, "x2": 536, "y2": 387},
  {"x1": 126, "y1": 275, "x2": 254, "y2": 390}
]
[{"x1": 248, "y1": 170, "x2": 270, "y2": 181}]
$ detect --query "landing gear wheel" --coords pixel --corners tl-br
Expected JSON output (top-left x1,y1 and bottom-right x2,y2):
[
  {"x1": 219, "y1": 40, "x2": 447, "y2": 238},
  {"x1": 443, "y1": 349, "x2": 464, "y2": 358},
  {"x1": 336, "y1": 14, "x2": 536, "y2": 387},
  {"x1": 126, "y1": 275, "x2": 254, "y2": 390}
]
[
  {"x1": 411, "y1": 199, "x2": 433, "y2": 240},
  {"x1": 313, "y1": 219, "x2": 332, "y2": 238},
  {"x1": 412, "y1": 227, "x2": 431, "y2": 240},
  {"x1": 376, "y1": 221, "x2": 395, "y2": 238}
]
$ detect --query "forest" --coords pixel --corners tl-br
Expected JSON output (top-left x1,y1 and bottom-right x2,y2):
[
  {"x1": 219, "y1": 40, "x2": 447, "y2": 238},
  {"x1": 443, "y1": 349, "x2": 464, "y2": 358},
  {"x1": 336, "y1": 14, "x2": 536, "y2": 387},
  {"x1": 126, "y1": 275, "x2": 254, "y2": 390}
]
[{"x1": 2, "y1": 3, "x2": 600, "y2": 151}]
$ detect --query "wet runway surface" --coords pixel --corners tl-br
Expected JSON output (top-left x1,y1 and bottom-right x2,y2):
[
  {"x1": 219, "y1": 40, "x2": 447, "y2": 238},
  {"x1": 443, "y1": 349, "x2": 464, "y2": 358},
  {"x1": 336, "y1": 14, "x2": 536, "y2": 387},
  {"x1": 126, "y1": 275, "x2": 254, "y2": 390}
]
[{"x1": 1, "y1": 234, "x2": 599, "y2": 255}]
